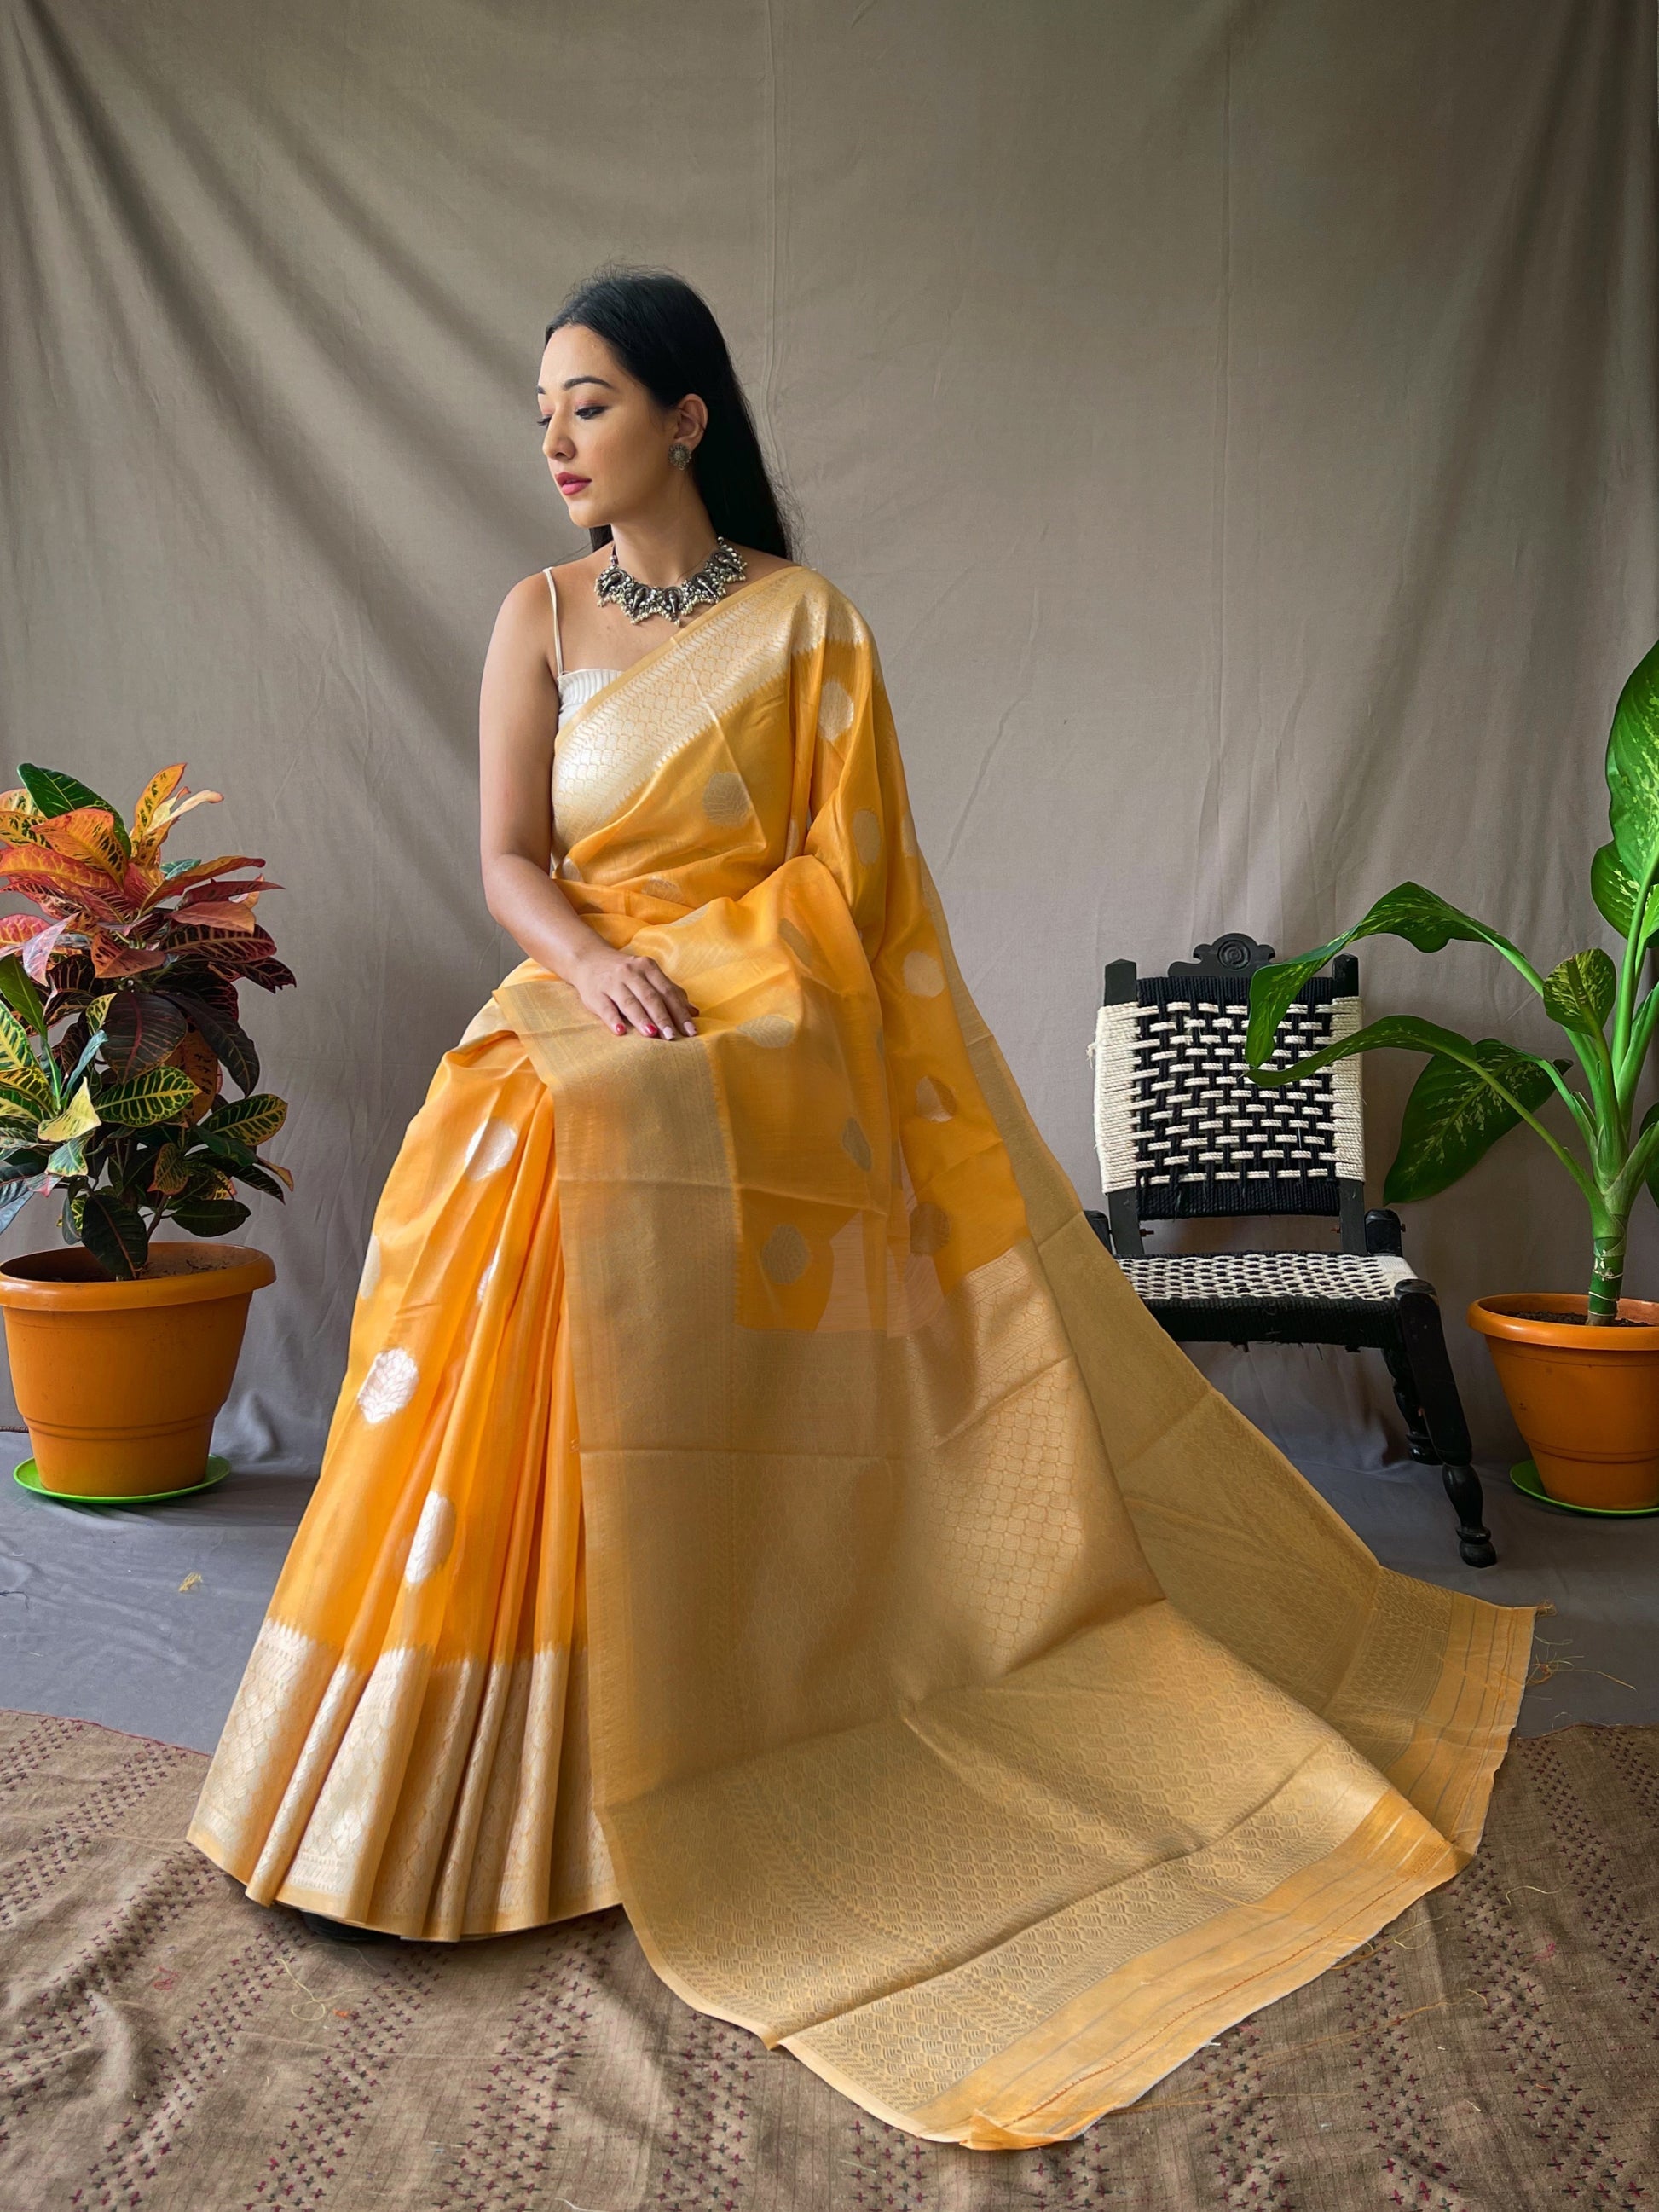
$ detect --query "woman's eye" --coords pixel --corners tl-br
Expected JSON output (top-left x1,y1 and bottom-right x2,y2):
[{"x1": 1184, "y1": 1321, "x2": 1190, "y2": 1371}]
[
  {"x1": 535, "y1": 415, "x2": 552, "y2": 429},
  {"x1": 575, "y1": 405, "x2": 604, "y2": 420}
]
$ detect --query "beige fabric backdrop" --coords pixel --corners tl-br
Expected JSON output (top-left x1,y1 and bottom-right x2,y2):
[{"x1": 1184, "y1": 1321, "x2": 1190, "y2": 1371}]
[{"x1": 1, "y1": 0, "x2": 1655, "y2": 1474}]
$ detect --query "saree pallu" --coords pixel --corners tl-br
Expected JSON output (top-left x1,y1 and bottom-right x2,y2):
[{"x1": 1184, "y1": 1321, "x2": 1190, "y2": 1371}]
[{"x1": 187, "y1": 562, "x2": 1535, "y2": 2148}]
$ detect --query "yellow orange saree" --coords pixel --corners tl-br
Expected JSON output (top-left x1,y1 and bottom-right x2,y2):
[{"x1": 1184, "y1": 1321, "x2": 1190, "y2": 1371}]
[{"x1": 187, "y1": 561, "x2": 1535, "y2": 2148}]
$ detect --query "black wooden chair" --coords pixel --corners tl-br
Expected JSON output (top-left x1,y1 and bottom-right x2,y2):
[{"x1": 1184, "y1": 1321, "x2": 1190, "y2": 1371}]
[{"x1": 1083, "y1": 931, "x2": 1495, "y2": 1568}]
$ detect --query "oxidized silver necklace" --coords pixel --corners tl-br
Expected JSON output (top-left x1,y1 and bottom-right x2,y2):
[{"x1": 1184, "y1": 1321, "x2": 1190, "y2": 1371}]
[{"x1": 594, "y1": 536, "x2": 748, "y2": 625}]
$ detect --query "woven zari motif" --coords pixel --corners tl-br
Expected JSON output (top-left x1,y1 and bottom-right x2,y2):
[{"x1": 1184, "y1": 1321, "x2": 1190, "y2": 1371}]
[{"x1": 188, "y1": 564, "x2": 1534, "y2": 2147}]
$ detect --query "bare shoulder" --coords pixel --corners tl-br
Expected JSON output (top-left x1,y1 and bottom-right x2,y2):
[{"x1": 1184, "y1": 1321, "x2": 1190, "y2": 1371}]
[
  {"x1": 547, "y1": 549, "x2": 609, "y2": 590},
  {"x1": 499, "y1": 551, "x2": 605, "y2": 615}
]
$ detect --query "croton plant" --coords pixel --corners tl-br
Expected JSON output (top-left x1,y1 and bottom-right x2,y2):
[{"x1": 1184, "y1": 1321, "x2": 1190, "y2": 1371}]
[{"x1": 0, "y1": 762, "x2": 292, "y2": 1280}]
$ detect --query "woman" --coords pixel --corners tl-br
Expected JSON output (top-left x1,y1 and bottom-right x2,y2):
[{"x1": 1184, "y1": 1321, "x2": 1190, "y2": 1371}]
[{"x1": 187, "y1": 266, "x2": 1535, "y2": 2149}]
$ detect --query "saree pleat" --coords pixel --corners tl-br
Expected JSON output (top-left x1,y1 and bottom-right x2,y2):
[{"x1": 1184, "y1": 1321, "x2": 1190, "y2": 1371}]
[
  {"x1": 187, "y1": 1023, "x2": 614, "y2": 1939},
  {"x1": 188, "y1": 562, "x2": 1535, "y2": 2142}
]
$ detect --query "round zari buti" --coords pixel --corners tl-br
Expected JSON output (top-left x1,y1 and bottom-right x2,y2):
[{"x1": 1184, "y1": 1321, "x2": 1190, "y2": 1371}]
[
  {"x1": 915, "y1": 1075, "x2": 957, "y2": 1121},
  {"x1": 357, "y1": 1346, "x2": 419, "y2": 1425},
  {"x1": 818, "y1": 678, "x2": 855, "y2": 745},
  {"x1": 853, "y1": 809, "x2": 882, "y2": 865},
  {"x1": 404, "y1": 1491, "x2": 456, "y2": 1585},
  {"x1": 903, "y1": 950, "x2": 945, "y2": 998},
  {"x1": 737, "y1": 1013, "x2": 796, "y2": 1048},
  {"x1": 761, "y1": 1222, "x2": 811, "y2": 1285},
  {"x1": 702, "y1": 770, "x2": 750, "y2": 825},
  {"x1": 778, "y1": 918, "x2": 816, "y2": 967},
  {"x1": 464, "y1": 1119, "x2": 519, "y2": 1180}
]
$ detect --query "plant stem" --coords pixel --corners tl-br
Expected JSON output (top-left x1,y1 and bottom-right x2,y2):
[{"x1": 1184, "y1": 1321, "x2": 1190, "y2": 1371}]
[{"x1": 1589, "y1": 1227, "x2": 1628, "y2": 1321}]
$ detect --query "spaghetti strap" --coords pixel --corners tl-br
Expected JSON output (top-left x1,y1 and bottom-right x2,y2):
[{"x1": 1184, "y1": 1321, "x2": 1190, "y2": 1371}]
[{"x1": 543, "y1": 566, "x2": 564, "y2": 680}]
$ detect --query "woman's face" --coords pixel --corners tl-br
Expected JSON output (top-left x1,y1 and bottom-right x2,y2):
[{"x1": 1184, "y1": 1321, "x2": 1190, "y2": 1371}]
[{"x1": 536, "y1": 324, "x2": 698, "y2": 530}]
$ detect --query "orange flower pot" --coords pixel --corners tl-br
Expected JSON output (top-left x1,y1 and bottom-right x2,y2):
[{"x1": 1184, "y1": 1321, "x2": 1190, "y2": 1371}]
[
  {"x1": 1467, "y1": 1292, "x2": 1659, "y2": 1511},
  {"x1": 0, "y1": 1241, "x2": 276, "y2": 1497}
]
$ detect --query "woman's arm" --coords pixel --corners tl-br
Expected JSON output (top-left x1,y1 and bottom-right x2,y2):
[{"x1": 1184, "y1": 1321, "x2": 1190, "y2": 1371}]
[{"x1": 477, "y1": 576, "x2": 699, "y2": 1039}]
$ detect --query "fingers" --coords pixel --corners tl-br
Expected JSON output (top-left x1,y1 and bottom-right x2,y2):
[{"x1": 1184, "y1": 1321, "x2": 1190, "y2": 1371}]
[
  {"x1": 615, "y1": 983, "x2": 662, "y2": 1036},
  {"x1": 657, "y1": 981, "x2": 700, "y2": 1035},
  {"x1": 593, "y1": 958, "x2": 702, "y2": 1039},
  {"x1": 626, "y1": 958, "x2": 699, "y2": 1039}
]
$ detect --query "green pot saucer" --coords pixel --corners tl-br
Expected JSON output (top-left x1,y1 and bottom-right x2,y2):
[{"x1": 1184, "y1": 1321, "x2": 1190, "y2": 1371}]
[
  {"x1": 1509, "y1": 1457, "x2": 1659, "y2": 1518},
  {"x1": 12, "y1": 1453, "x2": 233, "y2": 1507}
]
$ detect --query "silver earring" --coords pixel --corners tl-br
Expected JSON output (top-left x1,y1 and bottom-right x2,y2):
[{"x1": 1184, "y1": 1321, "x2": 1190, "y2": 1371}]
[{"x1": 669, "y1": 442, "x2": 691, "y2": 468}]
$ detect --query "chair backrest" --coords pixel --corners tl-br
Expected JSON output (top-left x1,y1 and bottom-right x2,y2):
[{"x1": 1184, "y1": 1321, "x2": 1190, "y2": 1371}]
[{"x1": 1087, "y1": 932, "x2": 1367, "y2": 1259}]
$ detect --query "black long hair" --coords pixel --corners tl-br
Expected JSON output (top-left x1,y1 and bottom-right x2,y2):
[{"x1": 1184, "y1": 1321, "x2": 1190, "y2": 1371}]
[{"x1": 544, "y1": 265, "x2": 797, "y2": 559}]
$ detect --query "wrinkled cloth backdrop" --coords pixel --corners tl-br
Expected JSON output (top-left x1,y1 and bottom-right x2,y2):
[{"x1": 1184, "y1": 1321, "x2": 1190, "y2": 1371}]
[{"x1": 0, "y1": 0, "x2": 1656, "y2": 1472}]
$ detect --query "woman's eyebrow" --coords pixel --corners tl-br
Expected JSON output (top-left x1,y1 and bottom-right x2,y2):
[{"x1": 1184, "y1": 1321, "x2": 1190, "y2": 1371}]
[{"x1": 535, "y1": 375, "x2": 620, "y2": 395}]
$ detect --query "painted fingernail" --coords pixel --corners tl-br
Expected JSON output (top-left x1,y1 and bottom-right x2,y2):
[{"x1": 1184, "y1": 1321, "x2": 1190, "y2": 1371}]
[{"x1": 645, "y1": 1022, "x2": 659, "y2": 1036}]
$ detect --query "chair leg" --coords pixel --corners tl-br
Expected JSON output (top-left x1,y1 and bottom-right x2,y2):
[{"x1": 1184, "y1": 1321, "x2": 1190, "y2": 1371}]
[
  {"x1": 1439, "y1": 1462, "x2": 1496, "y2": 1571},
  {"x1": 1390, "y1": 1286, "x2": 1496, "y2": 1570},
  {"x1": 1380, "y1": 1336, "x2": 1440, "y2": 1464}
]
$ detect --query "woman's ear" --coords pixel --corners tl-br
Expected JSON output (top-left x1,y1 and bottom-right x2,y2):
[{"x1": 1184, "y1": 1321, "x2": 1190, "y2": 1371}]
[{"x1": 674, "y1": 393, "x2": 710, "y2": 452}]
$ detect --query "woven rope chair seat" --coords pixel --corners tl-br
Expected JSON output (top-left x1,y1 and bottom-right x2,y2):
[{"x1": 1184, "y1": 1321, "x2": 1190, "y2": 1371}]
[{"x1": 1118, "y1": 1250, "x2": 1417, "y2": 1305}]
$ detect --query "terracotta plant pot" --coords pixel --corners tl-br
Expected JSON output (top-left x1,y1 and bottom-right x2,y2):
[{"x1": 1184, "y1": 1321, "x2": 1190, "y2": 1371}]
[
  {"x1": 0, "y1": 1240, "x2": 276, "y2": 1497},
  {"x1": 1467, "y1": 1292, "x2": 1659, "y2": 1510}
]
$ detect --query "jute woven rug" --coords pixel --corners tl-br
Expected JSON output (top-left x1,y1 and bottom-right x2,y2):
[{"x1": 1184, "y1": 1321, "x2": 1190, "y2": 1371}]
[{"x1": 3, "y1": 1709, "x2": 1657, "y2": 2209}]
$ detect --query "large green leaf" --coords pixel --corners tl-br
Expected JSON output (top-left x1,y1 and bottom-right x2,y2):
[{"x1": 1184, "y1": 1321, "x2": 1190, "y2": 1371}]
[
  {"x1": 1591, "y1": 841, "x2": 1659, "y2": 947},
  {"x1": 1384, "y1": 1043, "x2": 1564, "y2": 1203},
  {"x1": 1245, "y1": 883, "x2": 1535, "y2": 1069},
  {"x1": 1541, "y1": 948, "x2": 1617, "y2": 1039},
  {"x1": 1247, "y1": 1010, "x2": 1519, "y2": 1092},
  {"x1": 1641, "y1": 1101, "x2": 1659, "y2": 1213},
  {"x1": 0, "y1": 1004, "x2": 41, "y2": 1086},
  {"x1": 0, "y1": 1177, "x2": 38, "y2": 1236},
  {"x1": 61, "y1": 1026, "x2": 107, "y2": 1101},
  {"x1": 75, "y1": 1189, "x2": 150, "y2": 1279},
  {"x1": 199, "y1": 1092, "x2": 286, "y2": 1145},
  {"x1": 194, "y1": 1128, "x2": 254, "y2": 1166},
  {"x1": 1605, "y1": 633, "x2": 1659, "y2": 889},
  {"x1": 0, "y1": 1082, "x2": 41, "y2": 1128},
  {"x1": 0, "y1": 1068, "x2": 51, "y2": 1118},
  {"x1": 16, "y1": 764, "x2": 126, "y2": 834},
  {"x1": 223, "y1": 1158, "x2": 289, "y2": 1201},
  {"x1": 166, "y1": 1195, "x2": 251, "y2": 1237},
  {"x1": 38, "y1": 1079, "x2": 99, "y2": 1143},
  {"x1": 0, "y1": 953, "x2": 46, "y2": 1033},
  {"x1": 91, "y1": 1067, "x2": 200, "y2": 1127}
]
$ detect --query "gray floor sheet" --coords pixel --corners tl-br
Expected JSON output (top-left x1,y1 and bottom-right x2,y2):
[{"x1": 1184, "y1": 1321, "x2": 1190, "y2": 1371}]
[{"x1": 0, "y1": 1430, "x2": 1653, "y2": 1753}]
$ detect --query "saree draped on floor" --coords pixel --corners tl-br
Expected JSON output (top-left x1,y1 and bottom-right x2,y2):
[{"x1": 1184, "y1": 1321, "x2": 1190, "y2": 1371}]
[{"x1": 187, "y1": 563, "x2": 1535, "y2": 2148}]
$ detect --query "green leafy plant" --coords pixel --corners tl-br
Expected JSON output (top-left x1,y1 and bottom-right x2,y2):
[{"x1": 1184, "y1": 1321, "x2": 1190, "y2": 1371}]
[
  {"x1": 0, "y1": 761, "x2": 294, "y2": 1279},
  {"x1": 1245, "y1": 634, "x2": 1659, "y2": 1323}
]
